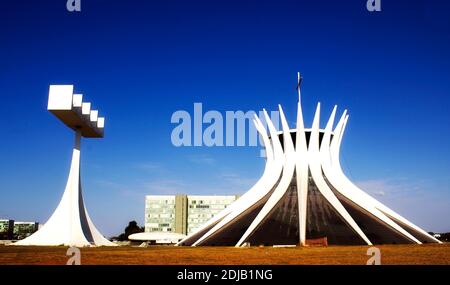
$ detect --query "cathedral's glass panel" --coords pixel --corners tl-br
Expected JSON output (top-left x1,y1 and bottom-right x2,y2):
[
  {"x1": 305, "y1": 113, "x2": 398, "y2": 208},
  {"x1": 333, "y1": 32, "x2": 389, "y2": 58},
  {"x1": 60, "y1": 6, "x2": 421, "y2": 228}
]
[
  {"x1": 199, "y1": 176, "x2": 282, "y2": 246},
  {"x1": 306, "y1": 174, "x2": 366, "y2": 245},
  {"x1": 324, "y1": 177, "x2": 415, "y2": 244},
  {"x1": 245, "y1": 172, "x2": 299, "y2": 246}
]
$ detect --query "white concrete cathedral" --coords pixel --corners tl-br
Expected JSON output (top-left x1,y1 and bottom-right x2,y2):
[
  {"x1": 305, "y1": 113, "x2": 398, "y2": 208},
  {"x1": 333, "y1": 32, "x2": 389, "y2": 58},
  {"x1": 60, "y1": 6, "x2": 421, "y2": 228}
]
[
  {"x1": 15, "y1": 85, "x2": 115, "y2": 247},
  {"x1": 179, "y1": 74, "x2": 441, "y2": 247}
]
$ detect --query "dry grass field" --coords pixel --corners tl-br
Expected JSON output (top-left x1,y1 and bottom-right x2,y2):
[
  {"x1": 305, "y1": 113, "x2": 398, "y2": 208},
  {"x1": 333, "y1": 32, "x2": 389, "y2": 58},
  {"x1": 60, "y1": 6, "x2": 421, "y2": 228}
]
[{"x1": 0, "y1": 243, "x2": 449, "y2": 265}]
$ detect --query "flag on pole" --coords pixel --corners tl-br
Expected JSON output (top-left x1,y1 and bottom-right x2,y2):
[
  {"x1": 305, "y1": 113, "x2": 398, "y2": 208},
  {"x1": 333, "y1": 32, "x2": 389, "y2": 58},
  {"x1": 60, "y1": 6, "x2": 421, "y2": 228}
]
[
  {"x1": 297, "y1": 72, "x2": 303, "y2": 90},
  {"x1": 297, "y1": 72, "x2": 303, "y2": 102}
]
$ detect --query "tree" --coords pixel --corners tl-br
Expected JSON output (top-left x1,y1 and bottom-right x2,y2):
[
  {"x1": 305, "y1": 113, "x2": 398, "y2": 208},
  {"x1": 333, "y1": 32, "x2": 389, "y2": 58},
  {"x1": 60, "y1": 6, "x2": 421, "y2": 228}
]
[
  {"x1": 440, "y1": 232, "x2": 450, "y2": 242},
  {"x1": 113, "y1": 221, "x2": 144, "y2": 241}
]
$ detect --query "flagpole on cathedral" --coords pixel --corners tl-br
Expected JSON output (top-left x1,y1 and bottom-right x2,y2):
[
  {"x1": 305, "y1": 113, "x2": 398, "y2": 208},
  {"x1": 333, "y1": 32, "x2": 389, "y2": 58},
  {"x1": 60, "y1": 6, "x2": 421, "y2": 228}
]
[{"x1": 297, "y1": 72, "x2": 303, "y2": 102}]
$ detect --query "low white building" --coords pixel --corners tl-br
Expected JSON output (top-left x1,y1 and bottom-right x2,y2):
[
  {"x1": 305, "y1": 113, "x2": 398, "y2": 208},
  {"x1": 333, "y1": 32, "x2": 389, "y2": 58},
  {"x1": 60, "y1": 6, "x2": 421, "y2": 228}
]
[{"x1": 128, "y1": 232, "x2": 186, "y2": 244}]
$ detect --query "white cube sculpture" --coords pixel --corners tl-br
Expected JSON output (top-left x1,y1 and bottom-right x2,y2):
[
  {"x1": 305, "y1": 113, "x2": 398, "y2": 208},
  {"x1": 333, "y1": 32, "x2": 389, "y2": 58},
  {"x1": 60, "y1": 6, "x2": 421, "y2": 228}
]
[{"x1": 15, "y1": 85, "x2": 115, "y2": 247}]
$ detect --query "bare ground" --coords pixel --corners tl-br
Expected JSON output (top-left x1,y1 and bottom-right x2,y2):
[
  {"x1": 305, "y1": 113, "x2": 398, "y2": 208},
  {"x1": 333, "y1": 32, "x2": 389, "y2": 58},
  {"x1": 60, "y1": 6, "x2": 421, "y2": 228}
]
[{"x1": 0, "y1": 243, "x2": 449, "y2": 265}]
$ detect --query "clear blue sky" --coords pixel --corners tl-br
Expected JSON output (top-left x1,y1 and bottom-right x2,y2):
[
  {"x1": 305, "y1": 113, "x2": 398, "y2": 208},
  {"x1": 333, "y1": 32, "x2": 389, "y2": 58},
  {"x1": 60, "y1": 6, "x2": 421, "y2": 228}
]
[{"x1": 1, "y1": 0, "x2": 449, "y2": 236}]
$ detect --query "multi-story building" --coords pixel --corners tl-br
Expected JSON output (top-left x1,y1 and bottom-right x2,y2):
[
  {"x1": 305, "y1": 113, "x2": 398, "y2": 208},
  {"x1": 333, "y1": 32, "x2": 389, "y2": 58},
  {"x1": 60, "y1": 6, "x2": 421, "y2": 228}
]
[
  {"x1": 145, "y1": 195, "x2": 238, "y2": 235},
  {"x1": 0, "y1": 220, "x2": 39, "y2": 240},
  {"x1": 187, "y1": 196, "x2": 239, "y2": 234},
  {"x1": 144, "y1": 195, "x2": 177, "y2": 233},
  {"x1": 0, "y1": 220, "x2": 14, "y2": 240},
  {"x1": 13, "y1": 222, "x2": 39, "y2": 240}
]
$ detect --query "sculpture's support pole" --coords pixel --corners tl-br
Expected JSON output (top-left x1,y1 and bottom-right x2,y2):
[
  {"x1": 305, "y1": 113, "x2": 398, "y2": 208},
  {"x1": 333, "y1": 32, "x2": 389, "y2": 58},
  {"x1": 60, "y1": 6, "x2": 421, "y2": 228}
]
[
  {"x1": 15, "y1": 129, "x2": 115, "y2": 247},
  {"x1": 67, "y1": 129, "x2": 93, "y2": 246},
  {"x1": 15, "y1": 129, "x2": 89, "y2": 246}
]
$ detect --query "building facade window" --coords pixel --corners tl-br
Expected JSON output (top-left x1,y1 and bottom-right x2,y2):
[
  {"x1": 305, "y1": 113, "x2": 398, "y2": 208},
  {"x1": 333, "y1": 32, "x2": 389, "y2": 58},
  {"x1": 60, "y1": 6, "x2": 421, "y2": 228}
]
[{"x1": 144, "y1": 195, "x2": 239, "y2": 235}]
